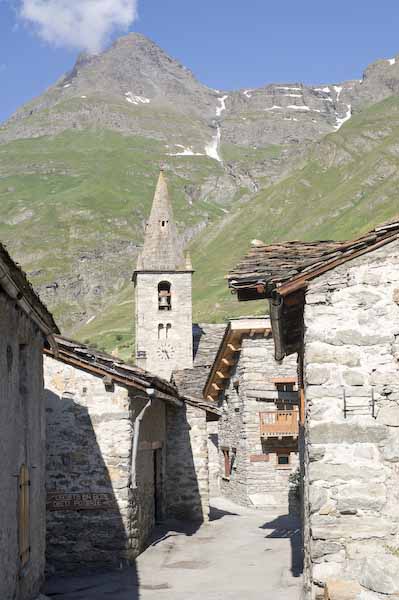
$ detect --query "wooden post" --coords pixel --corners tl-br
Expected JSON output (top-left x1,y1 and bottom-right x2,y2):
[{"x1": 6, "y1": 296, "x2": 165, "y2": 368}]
[{"x1": 300, "y1": 387, "x2": 305, "y2": 425}]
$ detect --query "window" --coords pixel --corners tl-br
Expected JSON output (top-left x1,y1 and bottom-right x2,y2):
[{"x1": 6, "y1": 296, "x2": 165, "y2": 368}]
[
  {"x1": 222, "y1": 448, "x2": 231, "y2": 479},
  {"x1": 158, "y1": 323, "x2": 164, "y2": 339},
  {"x1": 19, "y1": 464, "x2": 30, "y2": 568},
  {"x1": 166, "y1": 323, "x2": 172, "y2": 339},
  {"x1": 160, "y1": 219, "x2": 168, "y2": 228},
  {"x1": 276, "y1": 452, "x2": 291, "y2": 468},
  {"x1": 158, "y1": 281, "x2": 171, "y2": 311}
]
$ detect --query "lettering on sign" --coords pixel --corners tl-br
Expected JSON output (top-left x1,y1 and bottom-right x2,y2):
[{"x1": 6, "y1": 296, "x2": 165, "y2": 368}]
[{"x1": 47, "y1": 492, "x2": 117, "y2": 511}]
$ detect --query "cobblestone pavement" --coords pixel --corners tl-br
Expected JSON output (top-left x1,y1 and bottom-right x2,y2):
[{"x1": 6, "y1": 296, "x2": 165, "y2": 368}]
[{"x1": 45, "y1": 497, "x2": 302, "y2": 600}]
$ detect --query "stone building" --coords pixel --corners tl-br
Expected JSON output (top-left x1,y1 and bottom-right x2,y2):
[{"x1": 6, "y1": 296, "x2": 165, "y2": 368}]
[
  {"x1": 45, "y1": 336, "x2": 216, "y2": 570},
  {"x1": 204, "y1": 317, "x2": 299, "y2": 511},
  {"x1": 173, "y1": 323, "x2": 226, "y2": 497},
  {"x1": 228, "y1": 220, "x2": 399, "y2": 599},
  {"x1": 0, "y1": 243, "x2": 58, "y2": 600},
  {"x1": 44, "y1": 336, "x2": 218, "y2": 572},
  {"x1": 44, "y1": 172, "x2": 221, "y2": 573},
  {"x1": 133, "y1": 170, "x2": 193, "y2": 380}
]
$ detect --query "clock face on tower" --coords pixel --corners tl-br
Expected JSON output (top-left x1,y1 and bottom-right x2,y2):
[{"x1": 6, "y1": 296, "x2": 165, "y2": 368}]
[{"x1": 157, "y1": 343, "x2": 175, "y2": 360}]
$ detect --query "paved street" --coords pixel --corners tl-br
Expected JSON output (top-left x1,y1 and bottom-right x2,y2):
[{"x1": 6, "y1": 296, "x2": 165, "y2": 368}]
[{"x1": 45, "y1": 497, "x2": 302, "y2": 600}]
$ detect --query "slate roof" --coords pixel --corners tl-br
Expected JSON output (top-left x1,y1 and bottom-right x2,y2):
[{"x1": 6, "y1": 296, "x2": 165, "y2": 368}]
[
  {"x1": 45, "y1": 335, "x2": 220, "y2": 416},
  {"x1": 228, "y1": 218, "x2": 399, "y2": 297},
  {"x1": 134, "y1": 171, "x2": 187, "y2": 274},
  {"x1": 173, "y1": 323, "x2": 227, "y2": 401},
  {"x1": 0, "y1": 242, "x2": 59, "y2": 336}
]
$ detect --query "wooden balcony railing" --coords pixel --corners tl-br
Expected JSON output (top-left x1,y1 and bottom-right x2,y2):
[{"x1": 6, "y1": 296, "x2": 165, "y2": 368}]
[{"x1": 259, "y1": 408, "x2": 299, "y2": 438}]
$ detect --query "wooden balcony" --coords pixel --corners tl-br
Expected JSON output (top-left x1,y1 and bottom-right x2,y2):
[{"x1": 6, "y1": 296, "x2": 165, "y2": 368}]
[{"x1": 259, "y1": 409, "x2": 299, "y2": 438}]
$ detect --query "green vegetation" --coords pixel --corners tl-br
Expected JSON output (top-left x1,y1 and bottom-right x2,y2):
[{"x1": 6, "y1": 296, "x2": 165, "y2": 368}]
[{"x1": 1, "y1": 96, "x2": 399, "y2": 357}]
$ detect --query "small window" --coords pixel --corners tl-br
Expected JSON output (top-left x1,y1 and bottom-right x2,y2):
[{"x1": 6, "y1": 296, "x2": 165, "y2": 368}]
[
  {"x1": 277, "y1": 452, "x2": 291, "y2": 467},
  {"x1": 222, "y1": 448, "x2": 231, "y2": 479},
  {"x1": 19, "y1": 464, "x2": 30, "y2": 568},
  {"x1": 160, "y1": 220, "x2": 168, "y2": 228},
  {"x1": 166, "y1": 323, "x2": 171, "y2": 339},
  {"x1": 158, "y1": 323, "x2": 164, "y2": 339},
  {"x1": 158, "y1": 281, "x2": 171, "y2": 311}
]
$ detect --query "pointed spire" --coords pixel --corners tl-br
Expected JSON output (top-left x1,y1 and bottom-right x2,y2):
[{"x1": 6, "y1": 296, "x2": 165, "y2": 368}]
[
  {"x1": 185, "y1": 252, "x2": 193, "y2": 271},
  {"x1": 138, "y1": 171, "x2": 185, "y2": 271}
]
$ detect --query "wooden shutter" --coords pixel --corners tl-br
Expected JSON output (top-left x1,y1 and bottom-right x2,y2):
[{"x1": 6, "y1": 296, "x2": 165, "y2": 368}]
[
  {"x1": 19, "y1": 464, "x2": 30, "y2": 567},
  {"x1": 222, "y1": 449, "x2": 230, "y2": 478}
]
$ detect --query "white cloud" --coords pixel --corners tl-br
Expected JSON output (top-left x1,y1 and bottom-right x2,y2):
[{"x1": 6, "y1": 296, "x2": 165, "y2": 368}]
[{"x1": 20, "y1": 0, "x2": 139, "y2": 53}]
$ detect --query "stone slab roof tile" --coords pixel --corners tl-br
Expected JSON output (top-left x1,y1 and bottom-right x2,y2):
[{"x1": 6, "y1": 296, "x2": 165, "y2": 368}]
[{"x1": 228, "y1": 217, "x2": 399, "y2": 297}]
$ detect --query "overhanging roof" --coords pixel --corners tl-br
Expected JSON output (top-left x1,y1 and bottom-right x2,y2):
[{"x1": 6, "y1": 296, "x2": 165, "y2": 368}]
[
  {"x1": 228, "y1": 218, "x2": 399, "y2": 300},
  {"x1": 0, "y1": 242, "x2": 59, "y2": 337},
  {"x1": 45, "y1": 335, "x2": 220, "y2": 416},
  {"x1": 45, "y1": 335, "x2": 183, "y2": 406},
  {"x1": 203, "y1": 317, "x2": 271, "y2": 403}
]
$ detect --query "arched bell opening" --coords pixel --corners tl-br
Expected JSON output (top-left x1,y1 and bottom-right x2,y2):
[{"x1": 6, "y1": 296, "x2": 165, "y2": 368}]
[{"x1": 158, "y1": 281, "x2": 172, "y2": 311}]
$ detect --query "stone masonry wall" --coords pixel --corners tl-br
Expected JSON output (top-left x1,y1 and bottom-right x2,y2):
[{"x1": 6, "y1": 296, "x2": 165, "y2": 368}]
[
  {"x1": 165, "y1": 403, "x2": 209, "y2": 522},
  {"x1": 219, "y1": 333, "x2": 298, "y2": 511},
  {"x1": 303, "y1": 239, "x2": 399, "y2": 599},
  {"x1": 45, "y1": 356, "x2": 166, "y2": 571},
  {"x1": 0, "y1": 291, "x2": 46, "y2": 600},
  {"x1": 135, "y1": 272, "x2": 193, "y2": 380},
  {"x1": 207, "y1": 420, "x2": 220, "y2": 497}
]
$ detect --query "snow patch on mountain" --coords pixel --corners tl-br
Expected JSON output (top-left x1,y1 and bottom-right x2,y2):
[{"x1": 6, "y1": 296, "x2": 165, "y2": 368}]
[
  {"x1": 243, "y1": 89, "x2": 253, "y2": 98},
  {"x1": 335, "y1": 104, "x2": 352, "y2": 130},
  {"x1": 287, "y1": 105, "x2": 310, "y2": 111},
  {"x1": 334, "y1": 86, "x2": 343, "y2": 102},
  {"x1": 264, "y1": 105, "x2": 282, "y2": 111},
  {"x1": 276, "y1": 86, "x2": 302, "y2": 91},
  {"x1": 205, "y1": 126, "x2": 222, "y2": 162},
  {"x1": 167, "y1": 144, "x2": 205, "y2": 157},
  {"x1": 125, "y1": 92, "x2": 150, "y2": 105},
  {"x1": 314, "y1": 86, "x2": 331, "y2": 93},
  {"x1": 388, "y1": 58, "x2": 396, "y2": 66},
  {"x1": 216, "y1": 95, "x2": 228, "y2": 116}
]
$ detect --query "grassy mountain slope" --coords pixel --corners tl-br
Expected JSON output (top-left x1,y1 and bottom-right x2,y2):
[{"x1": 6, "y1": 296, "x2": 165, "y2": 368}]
[
  {"x1": 0, "y1": 129, "x2": 225, "y2": 331},
  {"x1": 192, "y1": 95, "x2": 399, "y2": 317},
  {"x1": 73, "y1": 96, "x2": 399, "y2": 358},
  {"x1": 2, "y1": 35, "x2": 399, "y2": 360}
]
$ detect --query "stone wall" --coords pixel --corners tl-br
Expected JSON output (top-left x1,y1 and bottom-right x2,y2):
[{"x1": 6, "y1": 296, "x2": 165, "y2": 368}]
[
  {"x1": 44, "y1": 356, "x2": 167, "y2": 572},
  {"x1": 207, "y1": 420, "x2": 220, "y2": 497},
  {"x1": 135, "y1": 272, "x2": 193, "y2": 380},
  {"x1": 165, "y1": 403, "x2": 209, "y2": 521},
  {"x1": 303, "y1": 239, "x2": 399, "y2": 599},
  {"x1": 218, "y1": 333, "x2": 298, "y2": 510},
  {"x1": 0, "y1": 291, "x2": 46, "y2": 600}
]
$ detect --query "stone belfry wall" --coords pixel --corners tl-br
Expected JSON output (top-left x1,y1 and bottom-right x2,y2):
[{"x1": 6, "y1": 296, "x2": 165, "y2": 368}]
[{"x1": 133, "y1": 172, "x2": 193, "y2": 380}]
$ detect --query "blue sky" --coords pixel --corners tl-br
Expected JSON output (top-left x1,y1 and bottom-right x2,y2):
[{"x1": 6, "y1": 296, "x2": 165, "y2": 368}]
[{"x1": 1, "y1": 0, "x2": 399, "y2": 123}]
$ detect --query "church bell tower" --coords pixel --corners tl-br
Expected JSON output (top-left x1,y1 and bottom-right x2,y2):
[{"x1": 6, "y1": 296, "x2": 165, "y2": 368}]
[{"x1": 133, "y1": 171, "x2": 193, "y2": 380}]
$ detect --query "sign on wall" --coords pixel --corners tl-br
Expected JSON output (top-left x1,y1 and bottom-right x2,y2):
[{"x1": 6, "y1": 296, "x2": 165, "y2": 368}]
[{"x1": 47, "y1": 492, "x2": 117, "y2": 511}]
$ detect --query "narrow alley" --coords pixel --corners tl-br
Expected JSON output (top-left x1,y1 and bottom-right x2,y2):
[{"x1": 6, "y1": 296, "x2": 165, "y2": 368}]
[{"x1": 45, "y1": 497, "x2": 302, "y2": 600}]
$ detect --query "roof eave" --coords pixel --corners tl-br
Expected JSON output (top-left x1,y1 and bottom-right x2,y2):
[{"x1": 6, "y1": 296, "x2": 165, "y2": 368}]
[{"x1": 0, "y1": 261, "x2": 59, "y2": 337}]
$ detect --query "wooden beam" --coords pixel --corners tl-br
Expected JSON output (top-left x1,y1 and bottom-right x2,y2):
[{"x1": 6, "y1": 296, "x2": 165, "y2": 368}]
[
  {"x1": 271, "y1": 376, "x2": 298, "y2": 384},
  {"x1": 212, "y1": 383, "x2": 221, "y2": 391},
  {"x1": 216, "y1": 370, "x2": 226, "y2": 380},
  {"x1": 227, "y1": 343, "x2": 241, "y2": 352},
  {"x1": 222, "y1": 358, "x2": 234, "y2": 367}
]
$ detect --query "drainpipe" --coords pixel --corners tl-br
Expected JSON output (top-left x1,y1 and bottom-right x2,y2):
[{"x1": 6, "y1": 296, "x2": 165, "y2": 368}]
[{"x1": 131, "y1": 388, "x2": 155, "y2": 489}]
